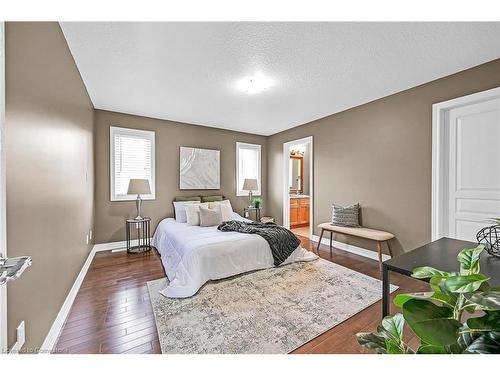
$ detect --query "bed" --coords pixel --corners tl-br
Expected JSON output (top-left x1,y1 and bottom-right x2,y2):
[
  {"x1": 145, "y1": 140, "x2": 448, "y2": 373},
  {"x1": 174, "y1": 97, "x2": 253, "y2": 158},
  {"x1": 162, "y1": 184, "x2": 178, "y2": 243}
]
[{"x1": 151, "y1": 212, "x2": 318, "y2": 298}]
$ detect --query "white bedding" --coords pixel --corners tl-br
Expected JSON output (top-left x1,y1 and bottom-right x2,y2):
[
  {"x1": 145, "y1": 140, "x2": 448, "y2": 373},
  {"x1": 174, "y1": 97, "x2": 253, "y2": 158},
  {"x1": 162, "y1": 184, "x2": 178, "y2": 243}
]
[{"x1": 151, "y1": 213, "x2": 318, "y2": 298}]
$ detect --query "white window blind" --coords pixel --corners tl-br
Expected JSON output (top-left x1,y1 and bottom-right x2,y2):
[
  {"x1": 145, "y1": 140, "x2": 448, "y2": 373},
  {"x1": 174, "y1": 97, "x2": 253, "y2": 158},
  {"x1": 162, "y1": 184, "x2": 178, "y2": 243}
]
[
  {"x1": 236, "y1": 142, "x2": 262, "y2": 196},
  {"x1": 110, "y1": 126, "x2": 155, "y2": 201}
]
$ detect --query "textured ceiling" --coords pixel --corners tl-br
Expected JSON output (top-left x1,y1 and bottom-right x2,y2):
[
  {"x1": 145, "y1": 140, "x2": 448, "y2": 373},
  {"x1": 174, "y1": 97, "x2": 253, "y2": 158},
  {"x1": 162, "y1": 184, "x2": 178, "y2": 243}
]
[{"x1": 60, "y1": 22, "x2": 500, "y2": 135}]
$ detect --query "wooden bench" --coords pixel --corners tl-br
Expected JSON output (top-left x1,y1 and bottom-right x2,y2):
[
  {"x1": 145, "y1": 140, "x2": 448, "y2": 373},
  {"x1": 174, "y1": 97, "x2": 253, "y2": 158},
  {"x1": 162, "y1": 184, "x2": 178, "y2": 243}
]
[{"x1": 317, "y1": 223, "x2": 395, "y2": 270}]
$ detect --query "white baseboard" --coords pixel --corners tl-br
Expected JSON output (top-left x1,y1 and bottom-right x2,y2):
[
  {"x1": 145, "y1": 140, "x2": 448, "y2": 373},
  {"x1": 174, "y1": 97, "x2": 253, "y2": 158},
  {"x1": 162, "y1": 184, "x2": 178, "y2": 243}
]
[
  {"x1": 93, "y1": 238, "x2": 152, "y2": 253},
  {"x1": 311, "y1": 235, "x2": 391, "y2": 262},
  {"x1": 40, "y1": 238, "x2": 149, "y2": 354},
  {"x1": 39, "y1": 245, "x2": 97, "y2": 354}
]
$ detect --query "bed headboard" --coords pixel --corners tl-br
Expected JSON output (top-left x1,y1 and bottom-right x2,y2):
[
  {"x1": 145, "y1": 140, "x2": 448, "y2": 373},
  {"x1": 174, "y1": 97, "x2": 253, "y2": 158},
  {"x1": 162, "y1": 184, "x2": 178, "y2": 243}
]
[
  {"x1": 172, "y1": 195, "x2": 225, "y2": 218},
  {"x1": 172, "y1": 195, "x2": 224, "y2": 203}
]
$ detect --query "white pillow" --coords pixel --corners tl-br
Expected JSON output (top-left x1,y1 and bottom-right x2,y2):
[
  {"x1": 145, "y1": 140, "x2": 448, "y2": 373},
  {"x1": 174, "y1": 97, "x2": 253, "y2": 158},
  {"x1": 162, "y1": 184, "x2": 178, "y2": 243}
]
[
  {"x1": 199, "y1": 206, "x2": 223, "y2": 227},
  {"x1": 173, "y1": 200, "x2": 201, "y2": 223},
  {"x1": 208, "y1": 199, "x2": 232, "y2": 210},
  {"x1": 219, "y1": 205, "x2": 233, "y2": 221},
  {"x1": 208, "y1": 200, "x2": 233, "y2": 221},
  {"x1": 185, "y1": 203, "x2": 209, "y2": 226}
]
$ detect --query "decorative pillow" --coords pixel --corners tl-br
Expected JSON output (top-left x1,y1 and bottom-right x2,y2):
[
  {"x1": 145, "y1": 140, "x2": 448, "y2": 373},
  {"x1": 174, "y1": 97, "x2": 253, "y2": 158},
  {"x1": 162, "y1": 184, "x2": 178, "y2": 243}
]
[
  {"x1": 208, "y1": 199, "x2": 232, "y2": 210},
  {"x1": 173, "y1": 200, "x2": 201, "y2": 222},
  {"x1": 201, "y1": 195, "x2": 223, "y2": 203},
  {"x1": 185, "y1": 203, "x2": 209, "y2": 226},
  {"x1": 199, "y1": 206, "x2": 223, "y2": 227},
  {"x1": 218, "y1": 205, "x2": 234, "y2": 222},
  {"x1": 208, "y1": 199, "x2": 233, "y2": 221},
  {"x1": 331, "y1": 203, "x2": 360, "y2": 227}
]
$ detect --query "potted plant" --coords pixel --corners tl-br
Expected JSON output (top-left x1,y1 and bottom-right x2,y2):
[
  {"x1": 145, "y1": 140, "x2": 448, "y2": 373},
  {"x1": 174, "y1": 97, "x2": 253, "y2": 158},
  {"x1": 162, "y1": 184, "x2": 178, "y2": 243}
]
[
  {"x1": 253, "y1": 197, "x2": 263, "y2": 209},
  {"x1": 357, "y1": 245, "x2": 500, "y2": 354}
]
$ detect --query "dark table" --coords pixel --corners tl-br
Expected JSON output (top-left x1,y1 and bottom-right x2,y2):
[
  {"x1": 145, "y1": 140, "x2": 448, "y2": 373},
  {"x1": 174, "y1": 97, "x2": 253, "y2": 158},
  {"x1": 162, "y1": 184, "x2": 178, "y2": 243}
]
[
  {"x1": 243, "y1": 206, "x2": 261, "y2": 222},
  {"x1": 125, "y1": 217, "x2": 152, "y2": 254},
  {"x1": 382, "y1": 237, "x2": 500, "y2": 317}
]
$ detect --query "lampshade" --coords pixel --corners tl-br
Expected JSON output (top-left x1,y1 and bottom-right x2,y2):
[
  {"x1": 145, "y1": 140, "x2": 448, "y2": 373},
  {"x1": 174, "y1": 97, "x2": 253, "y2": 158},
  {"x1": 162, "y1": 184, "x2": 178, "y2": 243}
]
[
  {"x1": 127, "y1": 179, "x2": 151, "y2": 195},
  {"x1": 242, "y1": 178, "x2": 258, "y2": 191}
]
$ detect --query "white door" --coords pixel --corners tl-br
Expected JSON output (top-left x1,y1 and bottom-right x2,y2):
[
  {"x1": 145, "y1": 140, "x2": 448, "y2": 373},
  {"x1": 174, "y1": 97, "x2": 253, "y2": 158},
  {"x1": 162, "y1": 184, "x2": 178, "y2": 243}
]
[
  {"x1": 0, "y1": 21, "x2": 6, "y2": 353},
  {"x1": 444, "y1": 96, "x2": 500, "y2": 241}
]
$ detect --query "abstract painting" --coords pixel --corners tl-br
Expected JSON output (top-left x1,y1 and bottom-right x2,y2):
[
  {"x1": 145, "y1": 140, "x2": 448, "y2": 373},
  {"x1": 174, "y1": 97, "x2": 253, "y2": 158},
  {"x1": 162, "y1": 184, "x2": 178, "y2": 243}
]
[{"x1": 179, "y1": 147, "x2": 220, "y2": 190}]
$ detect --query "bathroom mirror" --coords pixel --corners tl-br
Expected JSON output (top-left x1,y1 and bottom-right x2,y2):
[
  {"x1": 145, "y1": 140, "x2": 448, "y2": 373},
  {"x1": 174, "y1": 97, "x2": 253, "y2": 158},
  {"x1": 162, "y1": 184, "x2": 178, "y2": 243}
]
[{"x1": 289, "y1": 155, "x2": 303, "y2": 193}]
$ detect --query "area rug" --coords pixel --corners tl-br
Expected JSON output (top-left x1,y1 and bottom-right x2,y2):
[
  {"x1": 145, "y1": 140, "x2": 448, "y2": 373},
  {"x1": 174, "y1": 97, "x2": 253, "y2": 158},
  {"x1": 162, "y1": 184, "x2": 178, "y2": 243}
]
[{"x1": 147, "y1": 258, "x2": 397, "y2": 354}]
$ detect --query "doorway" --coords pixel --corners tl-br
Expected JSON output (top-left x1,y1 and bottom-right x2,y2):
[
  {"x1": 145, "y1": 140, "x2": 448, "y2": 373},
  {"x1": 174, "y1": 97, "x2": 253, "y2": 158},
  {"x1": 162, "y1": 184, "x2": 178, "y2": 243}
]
[
  {"x1": 283, "y1": 136, "x2": 313, "y2": 239},
  {"x1": 432, "y1": 87, "x2": 500, "y2": 241}
]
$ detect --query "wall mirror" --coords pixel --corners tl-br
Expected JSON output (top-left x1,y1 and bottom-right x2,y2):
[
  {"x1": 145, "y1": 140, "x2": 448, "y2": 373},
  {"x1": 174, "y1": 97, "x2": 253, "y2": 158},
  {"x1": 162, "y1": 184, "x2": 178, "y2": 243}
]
[{"x1": 289, "y1": 155, "x2": 303, "y2": 193}]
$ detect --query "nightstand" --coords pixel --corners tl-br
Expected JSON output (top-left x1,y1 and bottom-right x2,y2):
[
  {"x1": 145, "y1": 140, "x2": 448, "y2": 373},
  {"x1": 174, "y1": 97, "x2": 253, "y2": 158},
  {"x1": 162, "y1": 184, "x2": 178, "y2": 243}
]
[
  {"x1": 125, "y1": 218, "x2": 152, "y2": 254},
  {"x1": 243, "y1": 206, "x2": 261, "y2": 222}
]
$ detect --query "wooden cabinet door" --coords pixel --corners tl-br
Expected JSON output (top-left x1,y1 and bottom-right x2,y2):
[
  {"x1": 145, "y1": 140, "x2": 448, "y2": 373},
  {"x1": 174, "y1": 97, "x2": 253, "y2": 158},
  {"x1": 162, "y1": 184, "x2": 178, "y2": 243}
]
[
  {"x1": 290, "y1": 197, "x2": 309, "y2": 227},
  {"x1": 299, "y1": 205, "x2": 308, "y2": 225},
  {"x1": 290, "y1": 206, "x2": 299, "y2": 226},
  {"x1": 290, "y1": 198, "x2": 299, "y2": 226},
  {"x1": 301, "y1": 205, "x2": 310, "y2": 224}
]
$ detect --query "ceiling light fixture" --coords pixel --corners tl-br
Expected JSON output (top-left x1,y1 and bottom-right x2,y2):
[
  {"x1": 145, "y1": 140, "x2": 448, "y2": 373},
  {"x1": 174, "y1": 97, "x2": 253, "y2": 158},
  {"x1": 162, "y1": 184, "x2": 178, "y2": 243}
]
[{"x1": 236, "y1": 72, "x2": 274, "y2": 94}]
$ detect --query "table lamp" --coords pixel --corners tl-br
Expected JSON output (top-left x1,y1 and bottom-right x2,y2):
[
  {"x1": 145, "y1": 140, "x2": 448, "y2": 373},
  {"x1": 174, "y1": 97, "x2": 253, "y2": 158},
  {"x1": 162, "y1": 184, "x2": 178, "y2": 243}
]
[
  {"x1": 127, "y1": 179, "x2": 151, "y2": 220},
  {"x1": 243, "y1": 178, "x2": 258, "y2": 207}
]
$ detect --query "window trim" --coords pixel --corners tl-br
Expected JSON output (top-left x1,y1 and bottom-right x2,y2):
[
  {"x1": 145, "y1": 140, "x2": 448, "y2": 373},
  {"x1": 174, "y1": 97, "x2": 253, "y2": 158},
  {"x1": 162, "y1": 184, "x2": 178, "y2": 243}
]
[
  {"x1": 110, "y1": 126, "x2": 156, "y2": 202},
  {"x1": 236, "y1": 142, "x2": 262, "y2": 197}
]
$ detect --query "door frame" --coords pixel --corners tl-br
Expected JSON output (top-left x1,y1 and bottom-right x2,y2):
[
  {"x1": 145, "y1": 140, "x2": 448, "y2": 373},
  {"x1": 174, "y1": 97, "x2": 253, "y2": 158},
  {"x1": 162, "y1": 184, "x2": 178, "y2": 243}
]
[
  {"x1": 0, "y1": 21, "x2": 7, "y2": 352},
  {"x1": 282, "y1": 136, "x2": 313, "y2": 238},
  {"x1": 431, "y1": 86, "x2": 500, "y2": 241}
]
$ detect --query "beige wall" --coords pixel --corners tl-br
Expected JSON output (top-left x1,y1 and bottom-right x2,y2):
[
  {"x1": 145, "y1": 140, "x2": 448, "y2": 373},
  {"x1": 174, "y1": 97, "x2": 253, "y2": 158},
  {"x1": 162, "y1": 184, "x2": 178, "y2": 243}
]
[
  {"x1": 267, "y1": 59, "x2": 500, "y2": 255},
  {"x1": 5, "y1": 22, "x2": 94, "y2": 351},
  {"x1": 94, "y1": 110, "x2": 267, "y2": 243}
]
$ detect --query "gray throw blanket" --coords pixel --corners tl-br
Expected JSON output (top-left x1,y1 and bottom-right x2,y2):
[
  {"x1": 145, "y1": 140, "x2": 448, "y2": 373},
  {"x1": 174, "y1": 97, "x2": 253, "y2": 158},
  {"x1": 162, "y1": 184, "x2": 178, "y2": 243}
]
[{"x1": 217, "y1": 221, "x2": 300, "y2": 266}]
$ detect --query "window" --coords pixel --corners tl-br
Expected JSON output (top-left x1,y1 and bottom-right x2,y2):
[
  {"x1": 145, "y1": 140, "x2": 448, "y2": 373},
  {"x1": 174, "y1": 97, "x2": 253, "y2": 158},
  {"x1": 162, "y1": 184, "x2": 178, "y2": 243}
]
[
  {"x1": 110, "y1": 126, "x2": 155, "y2": 201},
  {"x1": 236, "y1": 142, "x2": 261, "y2": 196}
]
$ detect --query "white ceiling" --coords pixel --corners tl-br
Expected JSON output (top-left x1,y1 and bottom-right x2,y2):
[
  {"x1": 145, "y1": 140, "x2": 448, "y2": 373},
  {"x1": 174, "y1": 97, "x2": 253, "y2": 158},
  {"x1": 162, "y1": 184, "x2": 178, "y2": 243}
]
[{"x1": 61, "y1": 22, "x2": 500, "y2": 136}]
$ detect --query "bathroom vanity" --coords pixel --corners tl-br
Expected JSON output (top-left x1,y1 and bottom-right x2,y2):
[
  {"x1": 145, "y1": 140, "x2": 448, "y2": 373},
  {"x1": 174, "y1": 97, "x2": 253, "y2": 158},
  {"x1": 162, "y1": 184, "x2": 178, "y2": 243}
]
[{"x1": 290, "y1": 195, "x2": 310, "y2": 228}]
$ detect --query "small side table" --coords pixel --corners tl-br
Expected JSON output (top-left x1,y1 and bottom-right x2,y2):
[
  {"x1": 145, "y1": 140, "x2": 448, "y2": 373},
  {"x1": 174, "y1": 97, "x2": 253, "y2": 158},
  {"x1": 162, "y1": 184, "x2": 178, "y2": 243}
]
[
  {"x1": 125, "y1": 218, "x2": 152, "y2": 254},
  {"x1": 243, "y1": 207, "x2": 261, "y2": 222}
]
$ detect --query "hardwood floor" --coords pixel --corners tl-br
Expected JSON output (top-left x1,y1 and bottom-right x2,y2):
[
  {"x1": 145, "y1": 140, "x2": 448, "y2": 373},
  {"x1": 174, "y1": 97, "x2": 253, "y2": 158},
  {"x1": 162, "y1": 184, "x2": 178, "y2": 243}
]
[
  {"x1": 54, "y1": 236, "x2": 427, "y2": 354},
  {"x1": 53, "y1": 250, "x2": 165, "y2": 354},
  {"x1": 291, "y1": 226, "x2": 310, "y2": 237}
]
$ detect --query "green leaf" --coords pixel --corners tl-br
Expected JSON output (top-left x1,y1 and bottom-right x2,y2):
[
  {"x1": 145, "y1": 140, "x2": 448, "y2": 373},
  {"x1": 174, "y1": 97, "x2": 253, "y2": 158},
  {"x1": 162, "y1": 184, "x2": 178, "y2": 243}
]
[
  {"x1": 385, "y1": 339, "x2": 404, "y2": 354},
  {"x1": 430, "y1": 276, "x2": 449, "y2": 293},
  {"x1": 466, "y1": 290, "x2": 500, "y2": 310},
  {"x1": 432, "y1": 291, "x2": 458, "y2": 307},
  {"x1": 458, "y1": 324, "x2": 480, "y2": 350},
  {"x1": 466, "y1": 311, "x2": 500, "y2": 332},
  {"x1": 402, "y1": 299, "x2": 462, "y2": 346},
  {"x1": 412, "y1": 266, "x2": 451, "y2": 279},
  {"x1": 356, "y1": 332, "x2": 387, "y2": 354},
  {"x1": 445, "y1": 274, "x2": 490, "y2": 293},
  {"x1": 394, "y1": 291, "x2": 456, "y2": 308},
  {"x1": 394, "y1": 292, "x2": 432, "y2": 307},
  {"x1": 457, "y1": 245, "x2": 484, "y2": 275},
  {"x1": 464, "y1": 304, "x2": 477, "y2": 314},
  {"x1": 381, "y1": 313, "x2": 405, "y2": 341},
  {"x1": 458, "y1": 313, "x2": 500, "y2": 352},
  {"x1": 464, "y1": 331, "x2": 500, "y2": 354},
  {"x1": 448, "y1": 341, "x2": 466, "y2": 354},
  {"x1": 416, "y1": 344, "x2": 449, "y2": 354}
]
